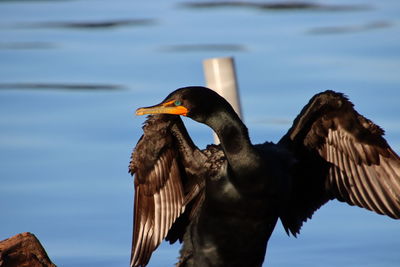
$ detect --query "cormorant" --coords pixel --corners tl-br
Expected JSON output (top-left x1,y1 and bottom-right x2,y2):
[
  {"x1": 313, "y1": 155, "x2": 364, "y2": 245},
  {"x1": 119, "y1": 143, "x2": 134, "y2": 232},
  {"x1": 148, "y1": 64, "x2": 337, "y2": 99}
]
[{"x1": 129, "y1": 86, "x2": 400, "y2": 267}]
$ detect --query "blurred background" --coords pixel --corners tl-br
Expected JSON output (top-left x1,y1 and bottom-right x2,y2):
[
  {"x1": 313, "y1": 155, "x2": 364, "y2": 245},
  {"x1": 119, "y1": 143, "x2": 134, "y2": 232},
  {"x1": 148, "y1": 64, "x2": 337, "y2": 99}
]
[{"x1": 0, "y1": 0, "x2": 399, "y2": 266}]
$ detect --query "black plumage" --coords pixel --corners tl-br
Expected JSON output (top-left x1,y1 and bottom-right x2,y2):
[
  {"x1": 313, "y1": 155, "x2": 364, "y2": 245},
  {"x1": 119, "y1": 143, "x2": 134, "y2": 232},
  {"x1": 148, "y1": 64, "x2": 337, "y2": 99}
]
[{"x1": 129, "y1": 87, "x2": 400, "y2": 267}]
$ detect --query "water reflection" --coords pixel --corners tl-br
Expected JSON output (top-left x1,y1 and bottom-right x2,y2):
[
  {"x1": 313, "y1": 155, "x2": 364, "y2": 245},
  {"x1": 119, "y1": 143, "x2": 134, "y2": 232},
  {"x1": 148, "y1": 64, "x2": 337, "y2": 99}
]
[
  {"x1": 0, "y1": 0, "x2": 68, "y2": 2},
  {"x1": 11, "y1": 19, "x2": 156, "y2": 30},
  {"x1": 307, "y1": 21, "x2": 392, "y2": 35},
  {"x1": 182, "y1": 1, "x2": 371, "y2": 12},
  {"x1": 0, "y1": 42, "x2": 57, "y2": 50},
  {"x1": 160, "y1": 44, "x2": 247, "y2": 52},
  {"x1": 0, "y1": 83, "x2": 125, "y2": 91}
]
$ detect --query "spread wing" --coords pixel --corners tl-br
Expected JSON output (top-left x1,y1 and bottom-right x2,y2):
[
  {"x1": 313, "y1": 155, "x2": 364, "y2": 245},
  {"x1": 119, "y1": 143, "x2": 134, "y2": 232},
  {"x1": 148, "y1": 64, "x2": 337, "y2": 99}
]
[
  {"x1": 279, "y1": 90, "x2": 400, "y2": 235},
  {"x1": 129, "y1": 114, "x2": 205, "y2": 267}
]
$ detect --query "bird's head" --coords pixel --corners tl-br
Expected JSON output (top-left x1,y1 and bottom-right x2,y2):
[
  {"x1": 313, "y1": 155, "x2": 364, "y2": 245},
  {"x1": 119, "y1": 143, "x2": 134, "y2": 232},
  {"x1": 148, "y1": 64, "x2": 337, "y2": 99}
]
[{"x1": 136, "y1": 86, "x2": 230, "y2": 124}]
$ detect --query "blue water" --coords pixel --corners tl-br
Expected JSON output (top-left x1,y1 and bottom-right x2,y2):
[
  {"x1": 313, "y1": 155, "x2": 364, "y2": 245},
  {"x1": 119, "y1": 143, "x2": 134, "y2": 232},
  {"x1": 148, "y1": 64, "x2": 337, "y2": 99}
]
[{"x1": 0, "y1": 0, "x2": 399, "y2": 266}]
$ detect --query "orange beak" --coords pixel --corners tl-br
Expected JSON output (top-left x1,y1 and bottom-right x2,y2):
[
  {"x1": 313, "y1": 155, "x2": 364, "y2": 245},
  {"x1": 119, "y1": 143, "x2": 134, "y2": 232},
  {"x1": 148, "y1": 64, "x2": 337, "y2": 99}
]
[{"x1": 136, "y1": 100, "x2": 188, "y2": 116}]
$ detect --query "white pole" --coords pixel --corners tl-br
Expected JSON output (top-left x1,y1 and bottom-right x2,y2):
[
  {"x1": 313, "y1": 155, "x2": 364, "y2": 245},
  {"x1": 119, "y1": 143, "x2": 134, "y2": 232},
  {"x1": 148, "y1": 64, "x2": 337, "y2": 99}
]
[{"x1": 203, "y1": 57, "x2": 242, "y2": 144}]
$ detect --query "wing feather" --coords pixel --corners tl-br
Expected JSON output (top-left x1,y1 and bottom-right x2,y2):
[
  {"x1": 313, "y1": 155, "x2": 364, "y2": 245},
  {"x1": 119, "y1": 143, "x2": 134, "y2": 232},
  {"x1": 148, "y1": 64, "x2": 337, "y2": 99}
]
[
  {"x1": 323, "y1": 126, "x2": 400, "y2": 217},
  {"x1": 279, "y1": 90, "x2": 400, "y2": 235},
  {"x1": 129, "y1": 115, "x2": 196, "y2": 267}
]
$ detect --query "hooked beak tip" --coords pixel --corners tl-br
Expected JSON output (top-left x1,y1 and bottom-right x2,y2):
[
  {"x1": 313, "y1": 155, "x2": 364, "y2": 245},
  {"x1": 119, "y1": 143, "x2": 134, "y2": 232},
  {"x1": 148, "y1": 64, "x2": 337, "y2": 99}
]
[{"x1": 135, "y1": 108, "x2": 146, "y2": 116}]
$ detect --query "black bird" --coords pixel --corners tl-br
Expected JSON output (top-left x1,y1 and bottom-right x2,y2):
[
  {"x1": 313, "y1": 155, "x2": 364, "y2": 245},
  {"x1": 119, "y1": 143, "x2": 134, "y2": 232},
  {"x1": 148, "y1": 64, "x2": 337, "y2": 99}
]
[{"x1": 129, "y1": 86, "x2": 400, "y2": 267}]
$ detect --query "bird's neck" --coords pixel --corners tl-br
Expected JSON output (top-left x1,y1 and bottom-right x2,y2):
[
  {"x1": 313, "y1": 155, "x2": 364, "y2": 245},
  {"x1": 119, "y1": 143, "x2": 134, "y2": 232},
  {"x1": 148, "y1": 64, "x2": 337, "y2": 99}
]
[{"x1": 207, "y1": 110, "x2": 260, "y2": 175}]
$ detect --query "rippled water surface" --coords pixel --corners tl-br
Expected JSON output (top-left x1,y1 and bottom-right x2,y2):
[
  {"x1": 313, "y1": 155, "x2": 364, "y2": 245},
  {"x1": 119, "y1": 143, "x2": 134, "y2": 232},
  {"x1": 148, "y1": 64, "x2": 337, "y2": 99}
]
[{"x1": 0, "y1": 0, "x2": 399, "y2": 266}]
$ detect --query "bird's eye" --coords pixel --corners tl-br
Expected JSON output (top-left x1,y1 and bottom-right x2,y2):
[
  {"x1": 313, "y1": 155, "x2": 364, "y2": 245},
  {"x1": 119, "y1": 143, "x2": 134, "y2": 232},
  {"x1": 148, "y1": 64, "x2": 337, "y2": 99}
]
[{"x1": 174, "y1": 100, "x2": 182, "y2": 106}]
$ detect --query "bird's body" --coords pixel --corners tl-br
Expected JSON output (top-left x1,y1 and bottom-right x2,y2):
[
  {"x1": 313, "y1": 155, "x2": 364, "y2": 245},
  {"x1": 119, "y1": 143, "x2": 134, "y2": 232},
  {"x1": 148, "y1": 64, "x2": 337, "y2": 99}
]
[
  {"x1": 129, "y1": 87, "x2": 400, "y2": 267},
  {"x1": 178, "y1": 141, "x2": 293, "y2": 267}
]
